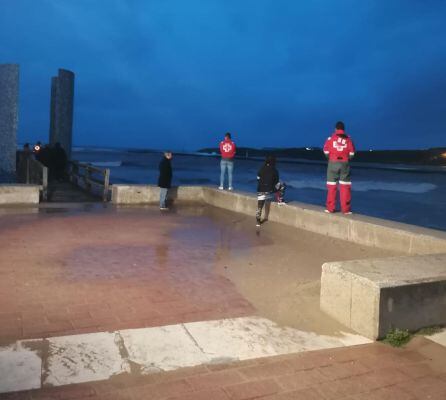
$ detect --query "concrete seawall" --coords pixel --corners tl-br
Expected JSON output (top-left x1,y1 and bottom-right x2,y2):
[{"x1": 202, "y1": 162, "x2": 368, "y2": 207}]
[
  {"x1": 0, "y1": 184, "x2": 40, "y2": 204},
  {"x1": 111, "y1": 185, "x2": 446, "y2": 255}
]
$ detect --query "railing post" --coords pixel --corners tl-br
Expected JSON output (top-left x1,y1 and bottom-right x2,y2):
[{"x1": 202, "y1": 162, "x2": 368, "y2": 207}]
[
  {"x1": 26, "y1": 157, "x2": 30, "y2": 184},
  {"x1": 85, "y1": 166, "x2": 92, "y2": 193},
  {"x1": 103, "y1": 169, "x2": 110, "y2": 202},
  {"x1": 42, "y1": 166, "x2": 48, "y2": 201}
]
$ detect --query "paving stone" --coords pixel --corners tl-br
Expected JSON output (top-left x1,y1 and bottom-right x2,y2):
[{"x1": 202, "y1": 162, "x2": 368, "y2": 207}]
[
  {"x1": 186, "y1": 370, "x2": 245, "y2": 391},
  {"x1": 224, "y1": 379, "x2": 281, "y2": 400}
]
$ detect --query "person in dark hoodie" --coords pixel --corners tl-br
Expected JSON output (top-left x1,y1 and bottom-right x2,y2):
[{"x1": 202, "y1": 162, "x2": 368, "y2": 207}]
[
  {"x1": 158, "y1": 151, "x2": 173, "y2": 210},
  {"x1": 256, "y1": 155, "x2": 286, "y2": 227},
  {"x1": 52, "y1": 142, "x2": 67, "y2": 181}
]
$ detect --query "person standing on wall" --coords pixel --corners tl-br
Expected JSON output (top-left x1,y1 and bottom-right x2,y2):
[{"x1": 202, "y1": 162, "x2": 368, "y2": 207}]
[
  {"x1": 219, "y1": 132, "x2": 236, "y2": 190},
  {"x1": 158, "y1": 151, "x2": 173, "y2": 210},
  {"x1": 323, "y1": 121, "x2": 355, "y2": 214}
]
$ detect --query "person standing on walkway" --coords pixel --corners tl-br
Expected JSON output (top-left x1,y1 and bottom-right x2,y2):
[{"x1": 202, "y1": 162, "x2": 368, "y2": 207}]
[
  {"x1": 256, "y1": 155, "x2": 286, "y2": 227},
  {"x1": 323, "y1": 121, "x2": 355, "y2": 214},
  {"x1": 219, "y1": 132, "x2": 236, "y2": 190},
  {"x1": 158, "y1": 151, "x2": 173, "y2": 210}
]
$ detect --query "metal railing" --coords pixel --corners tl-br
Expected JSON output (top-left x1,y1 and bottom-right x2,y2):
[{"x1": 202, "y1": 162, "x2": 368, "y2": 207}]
[
  {"x1": 68, "y1": 161, "x2": 110, "y2": 202},
  {"x1": 16, "y1": 151, "x2": 48, "y2": 200}
]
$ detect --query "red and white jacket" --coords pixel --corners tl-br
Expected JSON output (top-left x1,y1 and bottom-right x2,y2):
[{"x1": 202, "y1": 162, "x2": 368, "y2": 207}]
[
  {"x1": 219, "y1": 138, "x2": 236, "y2": 159},
  {"x1": 323, "y1": 130, "x2": 355, "y2": 162}
]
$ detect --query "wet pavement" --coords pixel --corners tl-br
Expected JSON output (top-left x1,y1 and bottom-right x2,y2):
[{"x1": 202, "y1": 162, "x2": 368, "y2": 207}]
[
  {"x1": 0, "y1": 204, "x2": 257, "y2": 344},
  {"x1": 0, "y1": 203, "x2": 395, "y2": 344},
  {"x1": 1, "y1": 203, "x2": 445, "y2": 398}
]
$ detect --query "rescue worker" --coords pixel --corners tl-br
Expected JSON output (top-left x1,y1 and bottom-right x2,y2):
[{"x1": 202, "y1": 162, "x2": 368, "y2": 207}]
[
  {"x1": 323, "y1": 121, "x2": 355, "y2": 214},
  {"x1": 219, "y1": 132, "x2": 236, "y2": 190}
]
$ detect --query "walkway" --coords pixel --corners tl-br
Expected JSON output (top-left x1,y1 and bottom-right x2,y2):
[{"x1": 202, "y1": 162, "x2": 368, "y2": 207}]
[
  {"x1": 0, "y1": 204, "x2": 445, "y2": 398},
  {"x1": 2, "y1": 337, "x2": 446, "y2": 399},
  {"x1": 47, "y1": 181, "x2": 100, "y2": 202}
]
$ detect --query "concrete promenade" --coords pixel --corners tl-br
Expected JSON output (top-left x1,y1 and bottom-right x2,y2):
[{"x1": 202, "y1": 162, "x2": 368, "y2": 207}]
[{"x1": 0, "y1": 202, "x2": 445, "y2": 398}]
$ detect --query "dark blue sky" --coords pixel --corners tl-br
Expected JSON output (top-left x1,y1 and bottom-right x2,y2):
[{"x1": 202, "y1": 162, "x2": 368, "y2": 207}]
[{"x1": 1, "y1": 0, "x2": 445, "y2": 150}]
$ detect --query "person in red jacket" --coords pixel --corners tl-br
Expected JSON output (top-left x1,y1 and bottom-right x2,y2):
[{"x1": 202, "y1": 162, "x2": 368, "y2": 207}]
[
  {"x1": 219, "y1": 132, "x2": 236, "y2": 190},
  {"x1": 323, "y1": 121, "x2": 355, "y2": 214}
]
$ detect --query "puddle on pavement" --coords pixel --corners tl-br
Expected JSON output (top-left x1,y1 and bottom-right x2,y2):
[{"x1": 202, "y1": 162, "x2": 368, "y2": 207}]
[{"x1": 0, "y1": 203, "x2": 399, "y2": 336}]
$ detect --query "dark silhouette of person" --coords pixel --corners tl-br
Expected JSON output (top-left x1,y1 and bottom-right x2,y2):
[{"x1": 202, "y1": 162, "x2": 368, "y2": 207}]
[
  {"x1": 52, "y1": 142, "x2": 68, "y2": 181},
  {"x1": 158, "y1": 151, "x2": 173, "y2": 210}
]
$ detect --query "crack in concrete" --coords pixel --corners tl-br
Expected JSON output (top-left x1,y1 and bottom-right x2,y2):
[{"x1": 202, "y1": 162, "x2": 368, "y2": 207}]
[
  {"x1": 114, "y1": 331, "x2": 143, "y2": 375},
  {"x1": 181, "y1": 324, "x2": 210, "y2": 356}
]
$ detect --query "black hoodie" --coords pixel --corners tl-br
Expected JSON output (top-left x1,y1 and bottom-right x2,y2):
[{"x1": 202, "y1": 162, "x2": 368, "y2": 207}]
[{"x1": 257, "y1": 163, "x2": 279, "y2": 193}]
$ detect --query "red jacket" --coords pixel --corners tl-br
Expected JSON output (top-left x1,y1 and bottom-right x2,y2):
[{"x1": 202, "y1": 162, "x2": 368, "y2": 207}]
[
  {"x1": 219, "y1": 138, "x2": 236, "y2": 159},
  {"x1": 323, "y1": 130, "x2": 355, "y2": 162}
]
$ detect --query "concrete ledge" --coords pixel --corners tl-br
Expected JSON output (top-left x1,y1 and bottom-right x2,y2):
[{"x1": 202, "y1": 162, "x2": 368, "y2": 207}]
[
  {"x1": 110, "y1": 185, "x2": 446, "y2": 255},
  {"x1": 320, "y1": 254, "x2": 446, "y2": 339},
  {"x1": 111, "y1": 185, "x2": 204, "y2": 205},
  {"x1": 201, "y1": 188, "x2": 446, "y2": 255},
  {"x1": 0, "y1": 184, "x2": 40, "y2": 205}
]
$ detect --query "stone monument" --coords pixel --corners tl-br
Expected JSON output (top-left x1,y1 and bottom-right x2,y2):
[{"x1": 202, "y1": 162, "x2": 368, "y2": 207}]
[
  {"x1": 49, "y1": 69, "x2": 75, "y2": 160},
  {"x1": 0, "y1": 64, "x2": 19, "y2": 179}
]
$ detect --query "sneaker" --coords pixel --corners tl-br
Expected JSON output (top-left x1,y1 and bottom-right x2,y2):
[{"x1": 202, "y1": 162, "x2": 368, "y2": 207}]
[
  {"x1": 228, "y1": 187, "x2": 233, "y2": 191},
  {"x1": 256, "y1": 221, "x2": 261, "y2": 227},
  {"x1": 218, "y1": 186, "x2": 224, "y2": 190},
  {"x1": 160, "y1": 207, "x2": 169, "y2": 210},
  {"x1": 343, "y1": 211, "x2": 352, "y2": 215},
  {"x1": 324, "y1": 209, "x2": 334, "y2": 213},
  {"x1": 277, "y1": 201, "x2": 286, "y2": 206}
]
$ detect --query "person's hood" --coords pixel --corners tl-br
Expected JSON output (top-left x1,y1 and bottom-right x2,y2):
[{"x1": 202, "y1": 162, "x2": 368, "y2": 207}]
[{"x1": 334, "y1": 129, "x2": 348, "y2": 139}]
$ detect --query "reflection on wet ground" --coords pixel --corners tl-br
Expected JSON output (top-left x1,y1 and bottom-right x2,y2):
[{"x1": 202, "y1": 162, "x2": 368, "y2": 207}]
[{"x1": 0, "y1": 203, "x2": 397, "y2": 343}]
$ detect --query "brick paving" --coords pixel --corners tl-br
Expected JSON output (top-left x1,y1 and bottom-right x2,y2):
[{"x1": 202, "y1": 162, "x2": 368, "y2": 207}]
[
  {"x1": 1, "y1": 337, "x2": 445, "y2": 399},
  {"x1": 0, "y1": 207, "x2": 255, "y2": 344},
  {"x1": 1, "y1": 205, "x2": 445, "y2": 398}
]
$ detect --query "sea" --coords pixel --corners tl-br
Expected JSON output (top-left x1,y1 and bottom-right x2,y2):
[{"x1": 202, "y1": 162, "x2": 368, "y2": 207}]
[{"x1": 73, "y1": 146, "x2": 446, "y2": 232}]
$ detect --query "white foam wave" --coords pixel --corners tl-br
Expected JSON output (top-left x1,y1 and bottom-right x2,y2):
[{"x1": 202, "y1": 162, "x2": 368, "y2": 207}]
[
  {"x1": 89, "y1": 161, "x2": 122, "y2": 167},
  {"x1": 73, "y1": 147, "x2": 121, "y2": 153},
  {"x1": 287, "y1": 180, "x2": 437, "y2": 193}
]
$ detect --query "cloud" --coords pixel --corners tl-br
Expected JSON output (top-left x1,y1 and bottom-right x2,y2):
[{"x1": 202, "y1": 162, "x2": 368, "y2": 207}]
[{"x1": 1, "y1": 0, "x2": 445, "y2": 149}]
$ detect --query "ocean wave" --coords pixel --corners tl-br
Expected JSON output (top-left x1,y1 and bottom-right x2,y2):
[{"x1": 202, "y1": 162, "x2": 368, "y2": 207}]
[
  {"x1": 287, "y1": 180, "x2": 437, "y2": 193},
  {"x1": 73, "y1": 147, "x2": 122, "y2": 153},
  {"x1": 89, "y1": 161, "x2": 122, "y2": 167}
]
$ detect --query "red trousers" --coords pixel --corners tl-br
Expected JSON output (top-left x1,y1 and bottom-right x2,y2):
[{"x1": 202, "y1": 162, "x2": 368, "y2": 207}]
[{"x1": 326, "y1": 183, "x2": 351, "y2": 213}]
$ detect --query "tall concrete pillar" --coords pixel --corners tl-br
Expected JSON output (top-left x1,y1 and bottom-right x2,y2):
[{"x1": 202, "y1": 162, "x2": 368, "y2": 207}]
[
  {"x1": 49, "y1": 69, "x2": 75, "y2": 160},
  {"x1": 0, "y1": 64, "x2": 19, "y2": 179}
]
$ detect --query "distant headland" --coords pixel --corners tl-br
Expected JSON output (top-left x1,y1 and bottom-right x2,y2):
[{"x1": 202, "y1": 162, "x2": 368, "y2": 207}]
[{"x1": 197, "y1": 147, "x2": 446, "y2": 166}]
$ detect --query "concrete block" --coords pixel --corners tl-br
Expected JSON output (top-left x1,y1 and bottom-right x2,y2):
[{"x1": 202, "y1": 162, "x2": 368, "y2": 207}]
[
  {"x1": 268, "y1": 202, "x2": 299, "y2": 227},
  {"x1": 320, "y1": 254, "x2": 446, "y2": 339},
  {"x1": 202, "y1": 187, "x2": 239, "y2": 211},
  {"x1": 0, "y1": 185, "x2": 40, "y2": 204},
  {"x1": 111, "y1": 185, "x2": 204, "y2": 204},
  {"x1": 112, "y1": 185, "x2": 158, "y2": 204},
  {"x1": 170, "y1": 186, "x2": 204, "y2": 202}
]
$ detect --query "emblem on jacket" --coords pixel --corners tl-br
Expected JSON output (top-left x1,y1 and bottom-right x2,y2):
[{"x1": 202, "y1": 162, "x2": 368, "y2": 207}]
[
  {"x1": 333, "y1": 138, "x2": 347, "y2": 151},
  {"x1": 223, "y1": 143, "x2": 233, "y2": 152}
]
